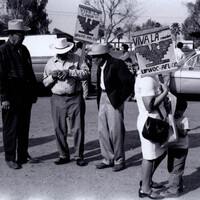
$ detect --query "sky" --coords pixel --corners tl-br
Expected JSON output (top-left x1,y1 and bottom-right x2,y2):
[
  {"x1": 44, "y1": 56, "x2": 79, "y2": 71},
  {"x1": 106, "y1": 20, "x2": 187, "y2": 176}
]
[{"x1": 46, "y1": 0, "x2": 196, "y2": 36}]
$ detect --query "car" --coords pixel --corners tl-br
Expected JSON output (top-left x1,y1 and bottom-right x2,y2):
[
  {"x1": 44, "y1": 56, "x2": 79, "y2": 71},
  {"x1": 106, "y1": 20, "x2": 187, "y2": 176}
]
[
  {"x1": 31, "y1": 56, "x2": 52, "y2": 96},
  {"x1": 170, "y1": 49, "x2": 200, "y2": 100}
]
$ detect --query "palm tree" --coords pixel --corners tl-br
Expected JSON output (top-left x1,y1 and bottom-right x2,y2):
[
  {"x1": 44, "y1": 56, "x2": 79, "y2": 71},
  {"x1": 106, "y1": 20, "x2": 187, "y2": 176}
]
[
  {"x1": 113, "y1": 27, "x2": 124, "y2": 48},
  {"x1": 171, "y1": 23, "x2": 181, "y2": 46}
]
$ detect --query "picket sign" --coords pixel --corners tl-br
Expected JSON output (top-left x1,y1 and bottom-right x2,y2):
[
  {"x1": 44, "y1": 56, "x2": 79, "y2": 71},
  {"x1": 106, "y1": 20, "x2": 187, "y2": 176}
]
[
  {"x1": 74, "y1": 4, "x2": 102, "y2": 44},
  {"x1": 73, "y1": 4, "x2": 102, "y2": 65},
  {"x1": 132, "y1": 26, "x2": 178, "y2": 77}
]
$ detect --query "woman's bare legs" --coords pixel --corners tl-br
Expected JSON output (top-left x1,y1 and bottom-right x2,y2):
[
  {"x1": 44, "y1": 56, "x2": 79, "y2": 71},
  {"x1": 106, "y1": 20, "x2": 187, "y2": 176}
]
[{"x1": 141, "y1": 152, "x2": 167, "y2": 193}]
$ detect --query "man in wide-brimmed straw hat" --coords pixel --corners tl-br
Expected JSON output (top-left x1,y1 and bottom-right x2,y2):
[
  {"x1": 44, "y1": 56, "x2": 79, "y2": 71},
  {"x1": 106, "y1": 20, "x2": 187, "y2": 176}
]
[
  {"x1": 0, "y1": 19, "x2": 39, "y2": 169},
  {"x1": 43, "y1": 38, "x2": 90, "y2": 166},
  {"x1": 88, "y1": 43, "x2": 134, "y2": 172}
]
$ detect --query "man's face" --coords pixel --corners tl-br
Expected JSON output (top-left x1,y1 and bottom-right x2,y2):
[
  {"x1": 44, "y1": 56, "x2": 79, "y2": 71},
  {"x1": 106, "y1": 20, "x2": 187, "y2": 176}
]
[
  {"x1": 10, "y1": 31, "x2": 25, "y2": 46},
  {"x1": 92, "y1": 54, "x2": 104, "y2": 66},
  {"x1": 57, "y1": 52, "x2": 68, "y2": 60}
]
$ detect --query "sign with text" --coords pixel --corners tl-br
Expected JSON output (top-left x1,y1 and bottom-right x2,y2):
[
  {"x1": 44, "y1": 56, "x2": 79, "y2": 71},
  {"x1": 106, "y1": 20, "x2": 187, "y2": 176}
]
[
  {"x1": 132, "y1": 26, "x2": 177, "y2": 77},
  {"x1": 74, "y1": 4, "x2": 102, "y2": 43}
]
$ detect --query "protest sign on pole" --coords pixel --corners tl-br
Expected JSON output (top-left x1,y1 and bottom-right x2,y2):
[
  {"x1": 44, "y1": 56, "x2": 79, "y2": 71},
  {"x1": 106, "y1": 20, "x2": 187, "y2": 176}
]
[
  {"x1": 132, "y1": 26, "x2": 177, "y2": 77},
  {"x1": 74, "y1": 4, "x2": 102, "y2": 44}
]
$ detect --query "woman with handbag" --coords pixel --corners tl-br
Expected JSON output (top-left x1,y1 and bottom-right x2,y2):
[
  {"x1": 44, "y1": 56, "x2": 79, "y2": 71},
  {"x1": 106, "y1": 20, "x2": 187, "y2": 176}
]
[{"x1": 134, "y1": 73, "x2": 169, "y2": 199}]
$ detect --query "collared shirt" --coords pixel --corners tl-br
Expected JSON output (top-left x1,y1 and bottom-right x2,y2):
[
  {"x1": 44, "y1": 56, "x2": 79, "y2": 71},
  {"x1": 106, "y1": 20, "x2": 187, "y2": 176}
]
[
  {"x1": 0, "y1": 40, "x2": 36, "y2": 102},
  {"x1": 100, "y1": 61, "x2": 107, "y2": 90},
  {"x1": 43, "y1": 53, "x2": 90, "y2": 95}
]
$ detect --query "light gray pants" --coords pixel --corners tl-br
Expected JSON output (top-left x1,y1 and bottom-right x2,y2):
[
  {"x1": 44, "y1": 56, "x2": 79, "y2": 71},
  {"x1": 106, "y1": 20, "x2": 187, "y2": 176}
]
[
  {"x1": 51, "y1": 93, "x2": 85, "y2": 160},
  {"x1": 98, "y1": 92, "x2": 125, "y2": 165}
]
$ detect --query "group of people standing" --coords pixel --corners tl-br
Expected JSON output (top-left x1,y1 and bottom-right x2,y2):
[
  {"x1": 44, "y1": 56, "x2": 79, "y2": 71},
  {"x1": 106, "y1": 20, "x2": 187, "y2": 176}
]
[{"x1": 0, "y1": 19, "x2": 190, "y2": 199}]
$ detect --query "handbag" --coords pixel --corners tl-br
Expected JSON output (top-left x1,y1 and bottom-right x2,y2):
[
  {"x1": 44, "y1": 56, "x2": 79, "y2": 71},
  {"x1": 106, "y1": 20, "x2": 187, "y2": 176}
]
[
  {"x1": 161, "y1": 114, "x2": 178, "y2": 148},
  {"x1": 142, "y1": 108, "x2": 169, "y2": 143}
]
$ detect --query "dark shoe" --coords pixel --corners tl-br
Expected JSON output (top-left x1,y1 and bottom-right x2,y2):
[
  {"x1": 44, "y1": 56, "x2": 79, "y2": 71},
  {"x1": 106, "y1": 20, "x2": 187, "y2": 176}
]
[
  {"x1": 139, "y1": 180, "x2": 165, "y2": 189},
  {"x1": 160, "y1": 190, "x2": 179, "y2": 198},
  {"x1": 54, "y1": 157, "x2": 70, "y2": 165},
  {"x1": 138, "y1": 188, "x2": 164, "y2": 199},
  {"x1": 76, "y1": 159, "x2": 87, "y2": 166},
  {"x1": 112, "y1": 164, "x2": 125, "y2": 172},
  {"x1": 95, "y1": 162, "x2": 113, "y2": 169},
  {"x1": 6, "y1": 160, "x2": 20, "y2": 169}
]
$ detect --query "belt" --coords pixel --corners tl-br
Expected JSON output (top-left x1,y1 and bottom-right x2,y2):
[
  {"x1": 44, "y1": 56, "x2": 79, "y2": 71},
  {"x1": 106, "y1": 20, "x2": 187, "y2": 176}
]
[
  {"x1": 56, "y1": 90, "x2": 82, "y2": 97},
  {"x1": 101, "y1": 89, "x2": 106, "y2": 92}
]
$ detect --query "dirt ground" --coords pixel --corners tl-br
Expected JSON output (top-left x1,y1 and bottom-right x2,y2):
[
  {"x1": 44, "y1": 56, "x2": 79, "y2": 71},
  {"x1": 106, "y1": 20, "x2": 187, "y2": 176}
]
[{"x1": 0, "y1": 97, "x2": 200, "y2": 200}]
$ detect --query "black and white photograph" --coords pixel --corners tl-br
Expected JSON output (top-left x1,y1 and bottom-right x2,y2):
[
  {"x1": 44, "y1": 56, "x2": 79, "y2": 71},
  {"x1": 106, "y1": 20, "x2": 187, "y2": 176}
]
[{"x1": 1, "y1": 0, "x2": 200, "y2": 199}]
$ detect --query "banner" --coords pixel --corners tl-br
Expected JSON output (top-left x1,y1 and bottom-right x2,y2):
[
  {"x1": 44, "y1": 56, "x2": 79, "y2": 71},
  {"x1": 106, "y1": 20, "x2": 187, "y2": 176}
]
[
  {"x1": 74, "y1": 4, "x2": 102, "y2": 43},
  {"x1": 132, "y1": 26, "x2": 177, "y2": 77}
]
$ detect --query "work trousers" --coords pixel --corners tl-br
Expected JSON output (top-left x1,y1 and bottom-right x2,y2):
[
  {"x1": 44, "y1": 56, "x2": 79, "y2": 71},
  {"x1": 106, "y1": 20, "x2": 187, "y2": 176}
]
[
  {"x1": 167, "y1": 148, "x2": 188, "y2": 194},
  {"x1": 98, "y1": 91, "x2": 125, "y2": 165},
  {"x1": 2, "y1": 98, "x2": 32, "y2": 162},
  {"x1": 51, "y1": 92, "x2": 85, "y2": 160}
]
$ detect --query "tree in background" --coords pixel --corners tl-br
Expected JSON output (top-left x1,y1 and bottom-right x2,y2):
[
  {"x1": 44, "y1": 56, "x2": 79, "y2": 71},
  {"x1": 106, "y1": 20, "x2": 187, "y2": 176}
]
[
  {"x1": 98, "y1": 24, "x2": 105, "y2": 43},
  {"x1": 171, "y1": 23, "x2": 181, "y2": 46},
  {"x1": 140, "y1": 19, "x2": 161, "y2": 31},
  {"x1": 84, "y1": 0, "x2": 138, "y2": 43},
  {"x1": 113, "y1": 27, "x2": 124, "y2": 48},
  {"x1": 0, "y1": 0, "x2": 51, "y2": 35},
  {"x1": 182, "y1": 0, "x2": 200, "y2": 48},
  {"x1": 132, "y1": 19, "x2": 162, "y2": 33},
  {"x1": 124, "y1": 21, "x2": 137, "y2": 40}
]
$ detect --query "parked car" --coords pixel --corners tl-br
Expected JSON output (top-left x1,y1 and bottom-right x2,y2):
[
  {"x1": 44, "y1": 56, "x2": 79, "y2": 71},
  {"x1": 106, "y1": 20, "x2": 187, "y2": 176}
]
[
  {"x1": 32, "y1": 56, "x2": 52, "y2": 96},
  {"x1": 170, "y1": 49, "x2": 200, "y2": 100}
]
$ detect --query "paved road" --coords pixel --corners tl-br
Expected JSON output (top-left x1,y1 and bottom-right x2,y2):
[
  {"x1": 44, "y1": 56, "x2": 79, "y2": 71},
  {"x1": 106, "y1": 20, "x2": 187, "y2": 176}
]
[{"x1": 0, "y1": 97, "x2": 200, "y2": 200}]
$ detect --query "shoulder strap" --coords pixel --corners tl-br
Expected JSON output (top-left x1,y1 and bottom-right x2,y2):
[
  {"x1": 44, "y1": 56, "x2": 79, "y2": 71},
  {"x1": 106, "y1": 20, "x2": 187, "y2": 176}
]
[{"x1": 157, "y1": 107, "x2": 164, "y2": 120}]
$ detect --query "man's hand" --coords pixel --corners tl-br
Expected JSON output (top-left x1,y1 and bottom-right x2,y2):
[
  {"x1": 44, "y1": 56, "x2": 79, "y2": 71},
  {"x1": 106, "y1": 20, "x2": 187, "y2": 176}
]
[
  {"x1": 1, "y1": 101, "x2": 10, "y2": 110},
  {"x1": 57, "y1": 70, "x2": 69, "y2": 81},
  {"x1": 51, "y1": 70, "x2": 61, "y2": 80}
]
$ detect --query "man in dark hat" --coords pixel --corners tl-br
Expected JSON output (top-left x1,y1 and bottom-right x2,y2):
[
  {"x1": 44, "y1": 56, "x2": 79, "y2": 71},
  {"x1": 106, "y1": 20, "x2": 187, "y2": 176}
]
[
  {"x1": 88, "y1": 43, "x2": 134, "y2": 172},
  {"x1": 0, "y1": 19, "x2": 39, "y2": 169}
]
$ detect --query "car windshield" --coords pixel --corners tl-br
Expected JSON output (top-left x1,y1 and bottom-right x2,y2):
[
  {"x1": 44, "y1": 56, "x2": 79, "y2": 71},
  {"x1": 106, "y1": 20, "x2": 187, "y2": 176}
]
[
  {"x1": 185, "y1": 50, "x2": 196, "y2": 61},
  {"x1": 184, "y1": 50, "x2": 200, "y2": 69}
]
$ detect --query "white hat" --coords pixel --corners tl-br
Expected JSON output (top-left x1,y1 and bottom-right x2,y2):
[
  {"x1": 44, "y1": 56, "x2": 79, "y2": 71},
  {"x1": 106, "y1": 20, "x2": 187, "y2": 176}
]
[
  {"x1": 87, "y1": 43, "x2": 112, "y2": 56},
  {"x1": 5, "y1": 19, "x2": 31, "y2": 32},
  {"x1": 50, "y1": 38, "x2": 74, "y2": 54}
]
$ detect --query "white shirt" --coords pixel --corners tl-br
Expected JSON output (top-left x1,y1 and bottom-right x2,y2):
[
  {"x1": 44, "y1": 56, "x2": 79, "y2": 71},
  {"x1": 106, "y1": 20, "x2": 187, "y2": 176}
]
[
  {"x1": 43, "y1": 53, "x2": 89, "y2": 95},
  {"x1": 100, "y1": 61, "x2": 107, "y2": 90},
  {"x1": 174, "y1": 48, "x2": 185, "y2": 62}
]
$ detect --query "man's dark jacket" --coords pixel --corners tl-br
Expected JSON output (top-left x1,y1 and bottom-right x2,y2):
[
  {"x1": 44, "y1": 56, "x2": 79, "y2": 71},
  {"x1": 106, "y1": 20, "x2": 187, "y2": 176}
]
[
  {"x1": 0, "y1": 41, "x2": 37, "y2": 103},
  {"x1": 97, "y1": 54, "x2": 134, "y2": 109}
]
